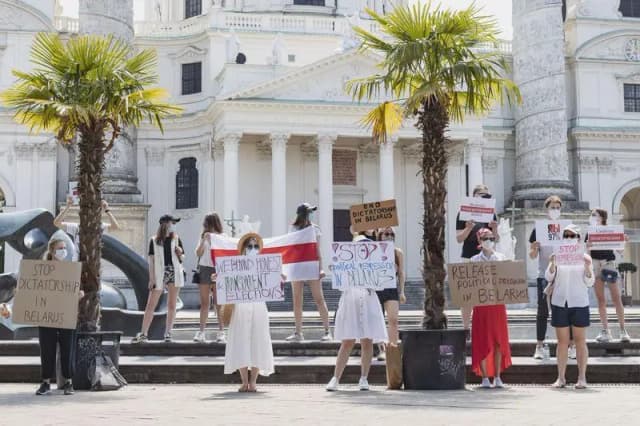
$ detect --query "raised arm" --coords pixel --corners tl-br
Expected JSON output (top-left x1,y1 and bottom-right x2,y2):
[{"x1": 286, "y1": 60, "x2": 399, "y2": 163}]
[
  {"x1": 53, "y1": 196, "x2": 73, "y2": 228},
  {"x1": 102, "y1": 200, "x2": 121, "y2": 231}
]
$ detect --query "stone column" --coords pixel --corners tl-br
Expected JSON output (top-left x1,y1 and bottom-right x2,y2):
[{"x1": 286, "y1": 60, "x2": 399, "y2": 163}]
[
  {"x1": 270, "y1": 133, "x2": 288, "y2": 236},
  {"x1": 317, "y1": 133, "x2": 335, "y2": 265},
  {"x1": 511, "y1": 0, "x2": 575, "y2": 201},
  {"x1": 379, "y1": 137, "x2": 395, "y2": 200},
  {"x1": 223, "y1": 133, "x2": 241, "y2": 223},
  {"x1": 466, "y1": 138, "x2": 484, "y2": 192}
]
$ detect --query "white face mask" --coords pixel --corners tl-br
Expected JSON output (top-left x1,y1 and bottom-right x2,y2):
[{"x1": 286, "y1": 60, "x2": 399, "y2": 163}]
[
  {"x1": 168, "y1": 224, "x2": 176, "y2": 233},
  {"x1": 246, "y1": 248, "x2": 259, "y2": 257},
  {"x1": 548, "y1": 208, "x2": 561, "y2": 220},
  {"x1": 589, "y1": 216, "x2": 600, "y2": 226},
  {"x1": 54, "y1": 248, "x2": 67, "y2": 260},
  {"x1": 481, "y1": 240, "x2": 495, "y2": 251}
]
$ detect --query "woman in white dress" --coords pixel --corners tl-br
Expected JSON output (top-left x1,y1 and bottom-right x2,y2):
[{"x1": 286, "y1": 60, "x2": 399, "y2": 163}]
[
  {"x1": 217, "y1": 233, "x2": 275, "y2": 392},
  {"x1": 326, "y1": 232, "x2": 388, "y2": 391}
]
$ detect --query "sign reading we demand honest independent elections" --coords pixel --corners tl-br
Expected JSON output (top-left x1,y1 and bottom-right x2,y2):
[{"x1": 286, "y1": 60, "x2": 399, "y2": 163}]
[
  {"x1": 215, "y1": 254, "x2": 284, "y2": 304},
  {"x1": 12, "y1": 260, "x2": 82, "y2": 329},
  {"x1": 447, "y1": 260, "x2": 528, "y2": 307},
  {"x1": 458, "y1": 197, "x2": 496, "y2": 223},
  {"x1": 331, "y1": 241, "x2": 397, "y2": 291},
  {"x1": 350, "y1": 200, "x2": 398, "y2": 233}
]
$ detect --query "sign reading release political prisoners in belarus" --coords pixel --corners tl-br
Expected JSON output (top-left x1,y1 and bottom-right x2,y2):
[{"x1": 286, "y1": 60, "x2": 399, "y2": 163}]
[
  {"x1": 331, "y1": 241, "x2": 397, "y2": 290},
  {"x1": 447, "y1": 260, "x2": 528, "y2": 307},
  {"x1": 350, "y1": 200, "x2": 398, "y2": 233},
  {"x1": 12, "y1": 260, "x2": 82, "y2": 329},
  {"x1": 215, "y1": 254, "x2": 284, "y2": 304}
]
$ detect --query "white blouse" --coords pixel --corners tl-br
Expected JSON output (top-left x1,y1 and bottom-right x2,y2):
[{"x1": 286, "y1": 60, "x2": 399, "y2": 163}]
[
  {"x1": 545, "y1": 256, "x2": 595, "y2": 308},
  {"x1": 196, "y1": 233, "x2": 214, "y2": 267}
]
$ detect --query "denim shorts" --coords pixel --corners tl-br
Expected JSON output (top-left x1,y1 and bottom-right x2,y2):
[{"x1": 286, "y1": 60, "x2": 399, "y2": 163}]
[{"x1": 551, "y1": 303, "x2": 590, "y2": 328}]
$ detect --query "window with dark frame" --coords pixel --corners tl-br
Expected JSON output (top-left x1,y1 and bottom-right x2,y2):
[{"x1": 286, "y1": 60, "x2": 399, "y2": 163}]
[
  {"x1": 185, "y1": 0, "x2": 202, "y2": 19},
  {"x1": 293, "y1": 0, "x2": 325, "y2": 6},
  {"x1": 620, "y1": 0, "x2": 640, "y2": 17},
  {"x1": 176, "y1": 157, "x2": 198, "y2": 210},
  {"x1": 181, "y1": 62, "x2": 202, "y2": 95},
  {"x1": 624, "y1": 83, "x2": 640, "y2": 112}
]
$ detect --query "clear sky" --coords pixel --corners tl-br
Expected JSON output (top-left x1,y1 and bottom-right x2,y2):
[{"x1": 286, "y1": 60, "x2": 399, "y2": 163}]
[{"x1": 58, "y1": 0, "x2": 513, "y2": 39}]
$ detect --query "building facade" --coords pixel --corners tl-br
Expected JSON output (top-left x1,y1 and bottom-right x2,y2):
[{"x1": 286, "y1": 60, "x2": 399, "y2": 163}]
[{"x1": 1, "y1": 0, "x2": 640, "y2": 303}]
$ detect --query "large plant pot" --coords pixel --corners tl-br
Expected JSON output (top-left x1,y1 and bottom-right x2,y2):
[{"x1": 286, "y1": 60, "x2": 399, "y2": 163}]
[
  {"x1": 401, "y1": 329, "x2": 466, "y2": 390},
  {"x1": 73, "y1": 331, "x2": 122, "y2": 390}
]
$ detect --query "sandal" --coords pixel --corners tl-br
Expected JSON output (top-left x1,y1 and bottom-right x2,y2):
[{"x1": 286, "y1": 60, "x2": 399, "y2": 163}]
[
  {"x1": 575, "y1": 380, "x2": 588, "y2": 389},
  {"x1": 551, "y1": 379, "x2": 566, "y2": 388}
]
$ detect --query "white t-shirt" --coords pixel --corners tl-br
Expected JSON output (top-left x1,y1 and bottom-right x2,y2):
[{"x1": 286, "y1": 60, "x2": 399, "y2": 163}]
[
  {"x1": 62, "y1": 222, "x2": 110, "y2": 246},
  {"x1": 197, "y1": 233, "x2": 214, "y2": 267}
]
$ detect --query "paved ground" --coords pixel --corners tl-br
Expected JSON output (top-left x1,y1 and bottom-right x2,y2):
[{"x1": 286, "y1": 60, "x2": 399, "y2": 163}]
[{"x1": 1, "y1": 383, "x2": 639, "y2": 425}]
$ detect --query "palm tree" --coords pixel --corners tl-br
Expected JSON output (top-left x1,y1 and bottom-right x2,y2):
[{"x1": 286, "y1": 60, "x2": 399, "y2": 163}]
[
  {"x1": 1, "y1": 33, "x2": 181, "y2": 331},
  {"x1": 348, "y1": 3, "x2": 520, "y2": 329}
]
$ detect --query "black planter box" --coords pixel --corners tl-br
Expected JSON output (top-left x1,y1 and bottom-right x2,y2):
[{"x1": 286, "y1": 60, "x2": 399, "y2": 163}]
[
  {"x1": 73, "y1": 331, "x2": 122, "y2": 390},
  {"x1": 401, "y1": 329, "x2": 466, "y2": 390}
]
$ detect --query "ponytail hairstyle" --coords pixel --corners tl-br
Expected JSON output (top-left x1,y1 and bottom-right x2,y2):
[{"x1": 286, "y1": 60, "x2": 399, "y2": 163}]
[{"x1": 291, "y1": 212, "x2": 311, "y2": 230}]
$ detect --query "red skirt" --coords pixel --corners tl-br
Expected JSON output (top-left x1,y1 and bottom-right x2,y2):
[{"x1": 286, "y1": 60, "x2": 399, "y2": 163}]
[{"x1": 471, "y1": 304, "x2": 512, "y2": 377}]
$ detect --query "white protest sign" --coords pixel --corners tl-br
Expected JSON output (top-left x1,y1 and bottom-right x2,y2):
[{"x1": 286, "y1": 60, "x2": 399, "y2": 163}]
[
  {"x1": 68, "y1": 181, "x2": 79, "y2": 205},
  {"x1": 330, "y1": 241, "x2": 397, "y2": 291},
  {"x1": 215, "y1": 254, "x2": 284, "y2": 304},
  {"x1": 12, "y1": 260, "x2": 82, "y2": 329},
  {"x1": 553, "y1": 243, "x2": 586, "y2": 266},
  {"x1": 458, "y1": 197, "x2": 496, "y2": 223},
  {"x1": 587, "y1": 225, "x2": 625, "y2": 251},
  {"x1": 535, "y1": 220, "x2": 572, "y2": 246}
]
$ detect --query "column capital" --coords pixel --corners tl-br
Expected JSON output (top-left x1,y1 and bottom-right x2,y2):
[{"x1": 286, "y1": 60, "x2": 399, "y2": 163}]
[
  {"x1": 36, "y1": 142, "x2": 57, "y2": 159},
  {"x1": 269, "y1": 133, "x2": 289, "y2": 152},
  {"x1": 316, "y1": 133, "x2": 337, "y2": 147},
  {"x1": 223, "y1": 133, "x2": 242, "y2": 153},
  {"x1": 145, "y1": 146, "x2": 166, "y2": 165},
  {"x1": 14, "y1": 143, "x2": 35, "y2": 160}
]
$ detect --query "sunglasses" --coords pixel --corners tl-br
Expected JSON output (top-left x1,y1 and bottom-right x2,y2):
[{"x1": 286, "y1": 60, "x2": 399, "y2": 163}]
[
  {"x1": 382, "y1": 232, "x2": 395, "y2": 237},
  {"x1": 478, "y1": 193, "x2": 492, "y2": 199},
  {"x1": 480, "y1": 237, "x2": 495, "y2": 242},
  {"x1": 563, "y1": 234, "x2": 578, "y2": 239},
  {"x1": 246, "y1": 244, "x2": 260, "y2": 250}
]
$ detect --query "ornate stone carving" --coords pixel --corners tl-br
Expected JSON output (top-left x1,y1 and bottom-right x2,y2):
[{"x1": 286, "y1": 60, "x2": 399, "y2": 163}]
[
  {"x1": 482, "y1": 155, "x2": 499, "y2": 172},
  {"x1": 256, "y1": 141, "x2": 272, "y2": 160},
  {"x1": 145, "y1": 146, "x2": 166, "y2": 166},
  {"x1": 358, "y1": 143, "x2": 378, "y2": 160},
  {"x1": 300, "y1": 142, "x2": 318, "y2": 160},
  {"x1": 572, "y1": 0, "x2": 621, "y2": 19},
  {"x1": 625, "y1": 39, "x2": 640, "y2": 62},
  {"x1": 36, "y1": 142, "x2": 57, "y2": 159},
  {"x1": 402, "y1": 144, "x2": 422, "y2": 160},
  {"x1": 168, "y1": 45, "x2": 207, "y2": 60},
  {"x1": 14, "y1": 143, "x2": 34, "y2": 160}
]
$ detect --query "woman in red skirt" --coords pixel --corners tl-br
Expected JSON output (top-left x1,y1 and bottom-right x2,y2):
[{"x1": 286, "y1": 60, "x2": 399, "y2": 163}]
[{"x1": 470, "y1": 228, "x2": 512, "y2": 388}]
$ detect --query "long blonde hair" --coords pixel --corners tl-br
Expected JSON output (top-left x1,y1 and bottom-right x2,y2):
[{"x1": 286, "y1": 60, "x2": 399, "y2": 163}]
[{"x1": 45, "y1": 238, "x2": 66, "y2": 261}]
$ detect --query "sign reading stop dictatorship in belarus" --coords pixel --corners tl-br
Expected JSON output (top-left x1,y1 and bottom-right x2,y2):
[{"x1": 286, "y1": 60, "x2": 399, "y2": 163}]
[
  {"x1": 587, "y1": 225, "x2": 625, "y2": 251},
  {"x1": 331, "y1": 241, "x2": 397, "y2": 290},
  {"x1": 350, "y1": 200, "x2": 398, "y2": 233},
  {"x1": 447, "y1": 260, "x2": 528, "y2": 307},
  {"x1": 553, "y1": 243, "x2": 586, "y2": 266},
  {"x1": 12, "y1": 260, "x2": 82, "y2": 329},
  {"x1": 535, "y1": 220, "x2": 572, "y2": 246},
  {"x1": 215, "y1": 254, "x2": 284, "y2": 304},
  {"x1": 458, "y1": 197, "x2": 496, "y2": 223}
]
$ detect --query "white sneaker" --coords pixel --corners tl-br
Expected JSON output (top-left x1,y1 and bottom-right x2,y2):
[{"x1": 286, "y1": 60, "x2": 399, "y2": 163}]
[
  {"x1": 358, "y1": 377, "x2": 369, "y2": 391},
  {"x1": 320, "y1": 331, "x2": 333, "y2": 342},
  {"x1": 377, "y1": 350, "x2": 386, "y2": 362},
  {"x1": 568, "y1": 345, "x2": 577, "y2": 360},
  {"x1": 285, "y1": 332, "x2": 304, "y2": 342},
  {"x1": 326, "y1": 376, "x2": 339, "y2": 392},
  {"x1": 620, "y1": 329, "x2": 631, "y2": 343},
  {"x1": 533, "y1": 345, "x2": 544, "y2": 360},
  {"x1": 216, "y1": 332, "x2": 227, "y2": 344},
  {"x1": 131, "y1": 333, "x2": 148, "y2": 344},
  {"x1": 595, "y1": 329, "x2": 612, "y2": 343},
  {"x1": 480, "y1": 377, "x2": 491, "y2": 388},
  {"x1": 193, "y1": 330, "x2": 206, "y2": 343},
  {"x1": 493, "y1": 377, "x2": 505, "y2": 388}
]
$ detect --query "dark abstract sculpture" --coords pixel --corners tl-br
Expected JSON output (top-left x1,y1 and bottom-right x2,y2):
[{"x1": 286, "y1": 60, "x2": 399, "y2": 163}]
[{"x1": 0, "y1": 209, "x2": 179, "y2": 338}]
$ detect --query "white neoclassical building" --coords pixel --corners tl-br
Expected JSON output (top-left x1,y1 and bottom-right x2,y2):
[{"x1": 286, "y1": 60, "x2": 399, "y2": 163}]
[{"x1": 1, "y1": 0, "x2": 640, "y2": 303}]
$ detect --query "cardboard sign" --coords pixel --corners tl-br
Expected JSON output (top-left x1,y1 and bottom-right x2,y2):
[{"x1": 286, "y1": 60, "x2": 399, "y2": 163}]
[
  {"x1": 215, "y1": 254, "x2": 284, "y2": 304},
  {"x1": 458, "y1": 197, "x2": 496, "y2": 223},
  {"x1": 12, "y1": 260, "x2": 81, "y2": 329},
  {"x1": 330, "y1": 241, "x2": 397, "y2": 290},
  {"x1": 535, "y1": 220, "x2": 573, "y2": 246},
  {"x1": 68, "y1": 181, "x2": 79, "y2": 205},
  {"x1": 350, "y1": 199, "x2": 398, "y2": 233},
  {"x1": 447, "y1": 260, "x2": 528, "y2": 307},
  {"x1": 587, "y1": 225, "x2": 625, "y2": 250},
  {"x1": 553, "y1": 243, "x2": 586, "y2": 266}
]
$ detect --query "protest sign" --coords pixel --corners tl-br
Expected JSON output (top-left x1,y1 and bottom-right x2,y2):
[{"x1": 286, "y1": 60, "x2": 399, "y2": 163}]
[
  {"x1": 68, "y1": 181, "x2": 79, "y2": 205},
  {"x1": 587, "y1": 225, "x2": 625, "y2": 250},
  {"x1": 447, "y1": 260, "x2": 528, "y2": 307},
  {"x1": 535, "y1": 220, "x2": 572, "y2": 246},
  {"x1": 350, "y1": 200, "x2": 398, "y2": 233},
  {"x1": 215, "y1": 254, "x2": 284, "y2": 304},
  {"x1": 553, "y1": 243, "x2": 586, "y2": 266},
  {"x1": 12, "y1": 260, "x2": 81, "y2": 329},
  {"x1": 330, "y1": 241, "x2": 397, "y2": 290},
  {"x1": 458, "y1": 197, "x2": 496, "y2": 223}
]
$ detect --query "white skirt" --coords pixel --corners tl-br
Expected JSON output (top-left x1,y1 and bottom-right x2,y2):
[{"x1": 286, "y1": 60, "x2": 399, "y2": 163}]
[
  {"x1": 334, "y1": 289, "x2": 388, "y2": 343},
  {"x1": 224, "y1": 302, "x2": 274, "y2": 376}
]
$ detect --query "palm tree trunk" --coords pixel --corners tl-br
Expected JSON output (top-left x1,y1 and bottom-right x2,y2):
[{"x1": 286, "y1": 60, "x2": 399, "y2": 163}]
[
  {"x1": 417, "y1": 96, "x2": 449, "y2": 330},
  {"x1": 76, "y1": 127, "x2": 105, "y2": 331}
]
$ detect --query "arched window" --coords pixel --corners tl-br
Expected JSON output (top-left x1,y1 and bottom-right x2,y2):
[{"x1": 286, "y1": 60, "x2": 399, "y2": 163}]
[
  {"x1": 176, "y1": 157, "x2": 198, "y2": 209},
  {"x1": 620, "y1": 0, "x2": 640, "y2": 17}
]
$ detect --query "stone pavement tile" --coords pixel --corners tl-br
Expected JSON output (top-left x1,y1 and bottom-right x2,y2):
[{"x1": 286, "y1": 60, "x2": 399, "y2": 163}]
[{"x1": 0, "y1": 384, "x2": 638, "y2": 425}]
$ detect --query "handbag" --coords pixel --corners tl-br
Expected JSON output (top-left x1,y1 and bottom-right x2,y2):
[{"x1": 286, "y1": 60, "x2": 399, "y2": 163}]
[
  {"x1": 192, "y1": 257, "x2": 202, "y2": 284},
  {"x1": 385, "y1": 342, "x2": 403, "y2": 390},
  {"x1": 91, "y1": 351, "x2": 128, "y2": 391}
]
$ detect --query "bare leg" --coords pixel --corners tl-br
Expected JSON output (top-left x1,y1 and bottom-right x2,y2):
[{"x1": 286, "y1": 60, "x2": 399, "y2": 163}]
[
  {"x1": 480, "y1": 359, "x2": 488, "y2": 378},
  {"x1": 238, "y1": 367, "x2": 249, "y2": 392},
  {"x1": 291, "y1": 281, "x2": 304, "y2": 334},
  {"x1": 309, "y1": 279, "x2": 330, "y2": 331},
  {"x1": 165, "y1": 284, "x2": 180, "y2": 335},
  {"x1": 248, "y1": 367, "x2": 260, "y2": 391},
  {"x1": 554, "y1": 327, "x2": 570, "y2": 385},
  {"x1": 572, "y1": 326, "x2": 588, "y2": 386},
  {"x1": 360, "y1": 339, "x2": 374, "y2": 379},
  {"x1": 462, "y1": 306, "x2": 472, "y2": 330},
  {"x1": 595, "y1": 279, "x2": 608, "y2": 331},
  {"x1": 333, "y1": 339, "x2": 356, "y2": 380},
  {"x1": 384, "y1": 301, "x2": 400, "y2": 344},
  {"x1": 494, "y1": 344, "x2": 502, "y2": 378},
  {"x1": 211, "y1": 285, "x2": 225, "y2": 332},
  {"x1": 140, "y1": 290, "x2": 163, "y2": 335},
  {"x1": 198, "y1": 284, "x2": 210, "y2": 332},
  {"x1": 609, "y1": 283, "x2": 626, "y2": 331}
]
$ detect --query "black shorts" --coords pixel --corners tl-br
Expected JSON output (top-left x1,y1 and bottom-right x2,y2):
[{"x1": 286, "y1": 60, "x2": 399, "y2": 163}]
[
  {"x1": 377, "y1": 288, "x2": 399, "y2": 305},
  {"x1": 551, "y1": 304, "x2": 590, "y2": 328}
]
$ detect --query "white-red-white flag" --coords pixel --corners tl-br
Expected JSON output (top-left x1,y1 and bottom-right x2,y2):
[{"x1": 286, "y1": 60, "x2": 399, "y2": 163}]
[{"x1": 210, "y1": 227, "x2": 320, "y2": 282}]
